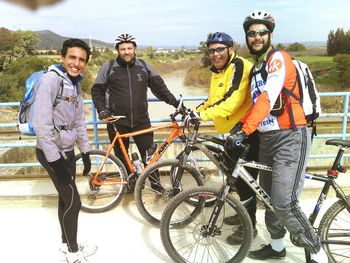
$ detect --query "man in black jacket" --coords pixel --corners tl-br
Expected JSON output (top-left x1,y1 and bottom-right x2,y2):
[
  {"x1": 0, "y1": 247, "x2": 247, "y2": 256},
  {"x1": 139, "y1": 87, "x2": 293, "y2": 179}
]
[{"x1": 91, "y1": 33, "x2": 178, "y2": 189}]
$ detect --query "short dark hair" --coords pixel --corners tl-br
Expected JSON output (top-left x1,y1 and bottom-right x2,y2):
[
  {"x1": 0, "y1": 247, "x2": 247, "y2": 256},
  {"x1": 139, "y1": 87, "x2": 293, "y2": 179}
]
[{"x1": 61, "y1": 38, "x2": 91, "y2": 62}]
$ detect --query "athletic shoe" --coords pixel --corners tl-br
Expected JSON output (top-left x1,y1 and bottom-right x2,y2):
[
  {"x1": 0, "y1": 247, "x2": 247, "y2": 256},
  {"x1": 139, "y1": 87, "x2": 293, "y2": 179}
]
[
  {"x1": 150, "y1": 182, "x2": 165, "y2": 193},
  {"x1": 223, "y1": 214, "x2": 240, "y2": 225},
  {"x1": 66, "y1": 250, "x2": 88, "y2": 263},
  {"x1": 226, "y1": 226, "x2": 258, "y2": 245},
  {"x1": 310, "y1": 247, "x2": 328, "y2": 263},
  {"x1": 59, "y1": 243, "x2": 97, "y2": 261},
  {"x1": 248, "y1": 244, "x2": 286, "y2": 260}
]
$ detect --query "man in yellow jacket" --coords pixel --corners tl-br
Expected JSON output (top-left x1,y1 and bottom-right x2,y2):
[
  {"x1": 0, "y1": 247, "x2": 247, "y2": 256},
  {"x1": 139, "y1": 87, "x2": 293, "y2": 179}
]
[{"x1": 193, "y1": 32, "x2": 260, "y2": 244}]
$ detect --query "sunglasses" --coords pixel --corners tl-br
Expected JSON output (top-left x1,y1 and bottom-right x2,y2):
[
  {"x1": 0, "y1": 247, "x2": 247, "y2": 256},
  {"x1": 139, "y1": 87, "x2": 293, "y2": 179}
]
[
  {"x1": 207, "y1": 46, "x2": 227, "y2": 55},
  {"x1": 246, "y1": 29, "x2": 270, "y2": 38}
]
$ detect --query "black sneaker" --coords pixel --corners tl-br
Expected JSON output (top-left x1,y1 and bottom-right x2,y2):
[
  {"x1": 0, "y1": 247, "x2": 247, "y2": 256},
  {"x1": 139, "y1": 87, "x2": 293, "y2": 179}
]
[
  {"x1": 248, "y1": 244, "x2": 286, "y2": 260},
  {"x1": 223, "y1": 214, "x2": 240, "y2": 225},
  {"x1": 226, "y1": 226, "x2": 258, "y2": 245},
  {"x1": 150, "y1": 183, "x2": 164, "y2": 193}
]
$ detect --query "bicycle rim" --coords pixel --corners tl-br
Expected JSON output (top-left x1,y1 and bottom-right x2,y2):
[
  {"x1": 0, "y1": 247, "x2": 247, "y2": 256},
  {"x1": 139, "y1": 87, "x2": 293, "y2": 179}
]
[
  {"x1": 160, "y1": 186, "x2": 252, "y2": 263},
  {"x1": 134, "y1": 159, "x2": 204, "y2": 225},
  {"x1": 75, "y1": 150, "x2": 127, "y2": 213},
  {"x1": 319, "y1": 196, "x2": 350, "y2": 262}
]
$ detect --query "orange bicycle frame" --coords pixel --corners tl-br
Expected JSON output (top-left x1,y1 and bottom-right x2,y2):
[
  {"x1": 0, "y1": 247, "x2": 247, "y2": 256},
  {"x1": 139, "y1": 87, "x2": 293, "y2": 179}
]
[{"x1": 91, "y1": 120, "x2": 183, "y2": 186}]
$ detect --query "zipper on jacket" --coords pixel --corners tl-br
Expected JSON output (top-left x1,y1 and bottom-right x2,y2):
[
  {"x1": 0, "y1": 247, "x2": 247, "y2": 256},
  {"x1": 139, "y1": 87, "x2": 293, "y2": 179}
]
[{"x1": 127, "y1": 65, "x2": 134, "y2": 128}]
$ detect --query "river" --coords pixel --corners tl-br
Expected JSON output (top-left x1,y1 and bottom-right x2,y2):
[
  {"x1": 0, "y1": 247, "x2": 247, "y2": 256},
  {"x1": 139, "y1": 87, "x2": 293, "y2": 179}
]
[{"x1": 148, "y1": 69, "x2": 208, "y2": 118}]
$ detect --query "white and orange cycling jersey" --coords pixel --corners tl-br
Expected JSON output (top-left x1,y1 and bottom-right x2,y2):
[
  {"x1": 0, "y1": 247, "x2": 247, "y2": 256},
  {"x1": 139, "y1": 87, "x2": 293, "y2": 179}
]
[{"x1": 241, "y1": 50, "x2": 307, "y2": 135}]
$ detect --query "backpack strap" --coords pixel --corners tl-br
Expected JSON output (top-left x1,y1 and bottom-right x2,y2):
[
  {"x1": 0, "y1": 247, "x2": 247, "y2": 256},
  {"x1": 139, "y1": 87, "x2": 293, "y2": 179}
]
[
  {"x1": 46, "y1": 69, "x2": 65, "y2": 107},
  {"x1": 53, "y1": 79, "x2": 64, "y2": 107}
]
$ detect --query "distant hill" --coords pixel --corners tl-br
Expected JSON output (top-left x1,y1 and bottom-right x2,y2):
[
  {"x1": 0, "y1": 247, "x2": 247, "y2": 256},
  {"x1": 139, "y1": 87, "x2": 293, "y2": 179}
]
[{"x1": 35, "y1": 30, "x2": 114, "y2": 50}]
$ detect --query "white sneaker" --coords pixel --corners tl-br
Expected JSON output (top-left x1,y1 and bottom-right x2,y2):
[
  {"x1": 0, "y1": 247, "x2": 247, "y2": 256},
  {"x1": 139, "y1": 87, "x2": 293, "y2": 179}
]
[
  {"x1": 59, "y1": 243, "x2": 97, "y2": 261},
  {"x1": 310, "y1": 247, "x2": 328, "y2": 263},
  {"x1": 66, "y1": 250, "x2": 88, "y2": 263}
]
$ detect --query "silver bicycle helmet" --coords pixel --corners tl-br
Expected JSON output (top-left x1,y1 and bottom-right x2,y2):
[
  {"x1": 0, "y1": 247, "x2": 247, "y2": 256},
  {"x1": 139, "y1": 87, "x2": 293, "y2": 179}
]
[
  {"x1": 243, "y1": 10, "x2": 275, "y2": 32},
  {"x1": 115, "y1": 33, "x2": 137, "y2": 48}
]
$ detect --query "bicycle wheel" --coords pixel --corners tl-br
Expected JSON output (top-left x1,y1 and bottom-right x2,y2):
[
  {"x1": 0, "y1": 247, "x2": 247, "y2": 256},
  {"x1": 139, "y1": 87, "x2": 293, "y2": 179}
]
[
  {"x1": 175, "y1": 146, "x2": 225, "y2": 207},
  {"x1": 319, "y1": 195, "x2": 350, "y2": 262},
  {"x1": 160, "y1": 186, "x2": 253, "y2": 263},
  {"x1": 176, "y1": 146, "x2": 225, "y2": 186},
  {"x1": 134, "y1": 159, "x2": 204, "y2": 225},
  {"x1": 75, "y1": 149, "x2": 128, "y2": 213}
]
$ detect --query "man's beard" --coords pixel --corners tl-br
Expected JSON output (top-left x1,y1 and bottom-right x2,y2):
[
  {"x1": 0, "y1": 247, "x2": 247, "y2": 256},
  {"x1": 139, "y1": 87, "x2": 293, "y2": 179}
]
[{"x1": 246, "y1": 35, "x2": 271, "y2": 56}]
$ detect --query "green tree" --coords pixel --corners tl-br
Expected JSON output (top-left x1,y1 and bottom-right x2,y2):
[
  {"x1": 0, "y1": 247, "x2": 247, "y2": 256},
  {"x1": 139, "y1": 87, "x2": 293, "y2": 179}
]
[
  {"x1": 0, "y1": 29, "x2": 40, "y2": 71},
  {"x1": 286, "y1": 42, "x2": 306, "y2": 52},
  {"x1": 275, "y1": 43, "x2": 286, "y2": 50},
  {"x1": 0, "y1": 56, "x2": 50, "y2": 102},
  {"x1": 0, "y1": 27, "x2": 18, "y2": 70},
  {"x1": 334, "y1": 54, "x2": 350, "y2": 87},
  {"x1": 145, "y1": 46, "x2": 155, "y2": 60},
  {"x1": 14, "y1": 30, "x2": 41, "y2": 56},
  {"x1": 199, "y1": 40, "x2": 210, "y2": 67}
]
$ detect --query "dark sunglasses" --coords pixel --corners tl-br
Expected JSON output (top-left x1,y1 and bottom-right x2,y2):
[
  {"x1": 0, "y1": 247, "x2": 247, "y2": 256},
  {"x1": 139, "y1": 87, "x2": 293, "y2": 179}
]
[
  {"x1": 246, "y1": 29, "x2": 270, "y2": 37},
  {"x1": 207, "y1": 46, "x2": 227, "y2": 55}
]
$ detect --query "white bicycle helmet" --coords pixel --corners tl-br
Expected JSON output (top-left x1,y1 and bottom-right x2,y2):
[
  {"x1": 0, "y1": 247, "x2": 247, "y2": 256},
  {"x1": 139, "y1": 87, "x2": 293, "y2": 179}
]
[
  {"x1": 115, "y1": 33, "x2": 137, "y2": 48},
  {"x1": 243, "y1": 10, "x2": 275, "y2": 32}
]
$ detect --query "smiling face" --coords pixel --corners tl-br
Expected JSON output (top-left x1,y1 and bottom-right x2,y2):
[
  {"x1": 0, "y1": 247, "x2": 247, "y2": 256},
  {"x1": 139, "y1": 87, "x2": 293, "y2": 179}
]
[
  {"x1": 208, "y1": 43, "x2": 232, "y2": 69},
  {"x1": 117, "y1": 42, "x2": 136, "y2": 63},
  {"x1": 246, "y1": 23, "x2": 272, "y2": 56},
  {"x1": 60, "y1": 47, "x2": 87, "y2": 77}
]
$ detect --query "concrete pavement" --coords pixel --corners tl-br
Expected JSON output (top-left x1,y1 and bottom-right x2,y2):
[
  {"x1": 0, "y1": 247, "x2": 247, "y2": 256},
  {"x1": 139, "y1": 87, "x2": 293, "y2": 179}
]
[{"x1": 0, "y1": 177, "x2": 342, "y2": 263}]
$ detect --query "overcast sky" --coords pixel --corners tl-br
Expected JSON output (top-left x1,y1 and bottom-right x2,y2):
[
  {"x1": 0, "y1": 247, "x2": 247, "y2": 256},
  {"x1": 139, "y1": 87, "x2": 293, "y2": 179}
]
[{"x1": 0, "y1": 0, "x2": 349, "y2": 46}]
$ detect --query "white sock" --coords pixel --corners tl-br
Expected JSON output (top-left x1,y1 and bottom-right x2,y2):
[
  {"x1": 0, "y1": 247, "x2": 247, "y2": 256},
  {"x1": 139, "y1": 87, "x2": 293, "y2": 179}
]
[
  {"x1": 271, "y1": 238, "x2": 285, "y2": 252},
  {"x1": 310, "y1": 247, "x2": 328, "y2": 263}
]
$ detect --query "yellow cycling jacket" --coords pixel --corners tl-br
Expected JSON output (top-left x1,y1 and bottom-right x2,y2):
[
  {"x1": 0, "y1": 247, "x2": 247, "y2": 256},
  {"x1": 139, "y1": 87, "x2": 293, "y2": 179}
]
[{"x1": 196, "y1": 53, "x2": 253, "y2": 134}]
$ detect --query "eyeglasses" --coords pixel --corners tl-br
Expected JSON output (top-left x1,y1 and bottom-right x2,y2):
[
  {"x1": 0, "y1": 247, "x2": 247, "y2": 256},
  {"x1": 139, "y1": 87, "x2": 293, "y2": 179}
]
[
  {"x1": 207, "y1": 46, "x2": 227, "y2": 55},
  {"x1": 246, "y1": 29, "x2": 270, "y2": 38}
]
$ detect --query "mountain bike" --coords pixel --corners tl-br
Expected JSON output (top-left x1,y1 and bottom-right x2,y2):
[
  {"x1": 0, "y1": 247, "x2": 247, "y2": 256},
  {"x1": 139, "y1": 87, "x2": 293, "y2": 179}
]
[
  {"x1": 160, "y1": 138, "x2": 350, "y2": 263},
  {"x1": 134, "y1": 116, "x2": 228, "y2": 225},
  {"x1": 74, "y1": 100, "x2": 205, "y2": 213}
]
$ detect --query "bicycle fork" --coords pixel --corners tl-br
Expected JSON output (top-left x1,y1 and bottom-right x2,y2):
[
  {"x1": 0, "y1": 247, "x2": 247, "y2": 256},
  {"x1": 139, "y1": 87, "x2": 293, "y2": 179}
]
[{"x1": 202, "y1": 185, "x2": 231, "y2": 237}]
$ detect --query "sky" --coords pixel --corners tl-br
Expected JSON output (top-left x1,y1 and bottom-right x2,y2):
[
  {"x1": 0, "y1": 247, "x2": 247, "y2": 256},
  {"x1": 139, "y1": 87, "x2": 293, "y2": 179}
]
[{"x1": 0, "y1": 0, "x2": 349, "y2": 47}]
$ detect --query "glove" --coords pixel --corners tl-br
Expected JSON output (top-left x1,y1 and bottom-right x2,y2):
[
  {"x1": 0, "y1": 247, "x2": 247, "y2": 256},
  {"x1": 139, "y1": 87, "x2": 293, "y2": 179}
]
[
  {"x1": 173, "y1": 99, "x2": 180, "y2": 109},
  {"x1": 98, "y1": 109, "x2": 111, "y2": 120},
  {"x1": 49, "y1": 156, "x2": 73, "y2": 184},
  {"x1": 230, "y1": 121, "x2": 244, "y2": 134},
  {"x1": 81, "y1": 152, "x2": 91, "y2": 176},
  {"x1": 224, "y1": 131, "x2": 248, "y2": 152}
]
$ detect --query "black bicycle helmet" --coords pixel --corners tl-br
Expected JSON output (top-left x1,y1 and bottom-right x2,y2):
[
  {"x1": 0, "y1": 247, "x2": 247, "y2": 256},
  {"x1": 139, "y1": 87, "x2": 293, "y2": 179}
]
[
  {"x1": 206, "y1": 32, "x2": 234, "y2": 47},
  {"x1": 115, "y1": 33, "x2": 137, "y2": 48},
  {"x1": 243, "y1": 10, "x2": 275, "y2": 32}
]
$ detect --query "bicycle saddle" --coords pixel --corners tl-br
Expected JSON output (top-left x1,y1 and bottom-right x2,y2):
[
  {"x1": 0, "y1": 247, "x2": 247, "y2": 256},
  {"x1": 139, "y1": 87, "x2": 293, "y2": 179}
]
[{"x1": 326, "y1": 139, "x2": 350, "y2": 147}]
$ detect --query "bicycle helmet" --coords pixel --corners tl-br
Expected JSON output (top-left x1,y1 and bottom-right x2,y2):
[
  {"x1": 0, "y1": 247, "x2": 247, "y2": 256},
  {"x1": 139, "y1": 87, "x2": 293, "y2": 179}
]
[
  {"x1": 115, "y1": 33, "x2": 137, "y2": 48},
  {"x1": 243, "y1": 10, "x2": 275, "y2": 32},
  {"x1": 206, "y1": 32, "x2": 234, "y2": 47}
]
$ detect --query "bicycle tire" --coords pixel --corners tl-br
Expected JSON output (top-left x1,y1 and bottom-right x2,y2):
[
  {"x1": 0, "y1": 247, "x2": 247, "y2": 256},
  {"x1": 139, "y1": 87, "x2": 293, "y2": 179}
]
[
  {"x1": 160, "y1": 186, "x2": 253, "y2": 263},
  {"x1": 318, "y1": 195, "x2": 350, "y2": 263},
  {"x1": 134, "y1": 159, "x2": 204, "y2": 225},
  {"x1": 75, "y1": 149, "x2": 128, "y2": 213},
  {"x1": 175, "y1": 146, "x2": 225, "y2": 206}
]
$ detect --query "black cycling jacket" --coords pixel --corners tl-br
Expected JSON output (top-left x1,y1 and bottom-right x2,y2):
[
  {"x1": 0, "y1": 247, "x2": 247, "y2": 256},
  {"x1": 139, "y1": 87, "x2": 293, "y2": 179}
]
[{"x1": 91, "y1": 57, "x2": 177, "y2": 128}]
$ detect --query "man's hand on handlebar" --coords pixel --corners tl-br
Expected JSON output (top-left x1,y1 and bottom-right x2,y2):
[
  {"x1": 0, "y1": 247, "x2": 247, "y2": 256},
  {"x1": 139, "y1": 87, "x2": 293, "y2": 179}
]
[
  {"x1": 224, "y1": 130, "x2": 247, "y2": 152},
  {"x1": 98, "y1": 110, "x2": 112, "y2": 123},
  {"x1": 182, "y1": 109, "x2": 201, "y2": 124}
]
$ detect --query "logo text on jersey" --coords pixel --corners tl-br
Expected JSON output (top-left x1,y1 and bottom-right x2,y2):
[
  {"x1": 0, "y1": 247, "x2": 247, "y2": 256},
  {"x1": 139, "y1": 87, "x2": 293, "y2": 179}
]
[{"x1": 268, "y1": 59, "x2": 282, "y2": 74}]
